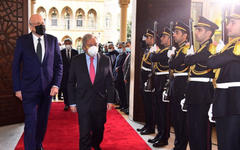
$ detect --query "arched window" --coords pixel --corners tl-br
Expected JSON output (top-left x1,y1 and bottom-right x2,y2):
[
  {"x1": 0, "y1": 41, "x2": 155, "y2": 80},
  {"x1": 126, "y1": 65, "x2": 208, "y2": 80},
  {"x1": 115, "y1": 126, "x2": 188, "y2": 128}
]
[
  {"x1": 51, "y1": 9, "x2": 57, "y2": 26},
  {"x1": 61, "y1": 7, "x2": 73, "y2": 30},
  {"x1": 88, "y1": 9, "x2": 97, "y2": 28},
  {"x1": 49, "y1": 7, "x2": 58, "y2": 26},
  {"x1": 37, "y1": 7, "x2": 46, "y2": 23},
  {"x1": 75, "y1": 37, "x2": 83, "y2": 53},
  {"x1": 105, "y1": 13, "x2": 111, "y2": 29},
  {"x1": 76, "y1": 9, "x2": 85, "y2": 28}
]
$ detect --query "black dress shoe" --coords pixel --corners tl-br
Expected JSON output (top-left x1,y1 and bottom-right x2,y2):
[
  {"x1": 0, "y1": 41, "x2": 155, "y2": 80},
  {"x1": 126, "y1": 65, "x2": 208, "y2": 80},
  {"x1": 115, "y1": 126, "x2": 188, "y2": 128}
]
[
  {"x1": 64, "y1": 105, "x2": 69, "y2": 111},
  {"x1": 136, "y1": 126, "x2": 146, "y2": 132},
  {"x1": 140, "y1": 129, "x2": 155, "y2": 135},
  {"x1": 148, "y1": 134, "x2": 161, "y2": 143},
  {"x1": 115, "y1": 106, "x2": 122, "y2": 109},
  {"x1": 36, "y1": 146, "x2": 44, "y2": 150},
  {"x1": 152, "y1": 140, "x2": 168, "y2": 147}
]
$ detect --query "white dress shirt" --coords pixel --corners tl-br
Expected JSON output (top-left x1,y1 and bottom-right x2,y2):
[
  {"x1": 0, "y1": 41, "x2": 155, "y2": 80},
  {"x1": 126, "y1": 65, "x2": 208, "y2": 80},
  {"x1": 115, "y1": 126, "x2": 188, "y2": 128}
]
[{"x1": 32, "y1": 33, "x2": 45, "y2": 62}]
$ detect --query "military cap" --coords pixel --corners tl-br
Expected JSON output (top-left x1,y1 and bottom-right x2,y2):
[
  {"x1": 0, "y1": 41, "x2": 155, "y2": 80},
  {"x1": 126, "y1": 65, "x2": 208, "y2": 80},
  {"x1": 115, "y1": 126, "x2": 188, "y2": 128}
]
[
  {"x1": 64, "y1": 38, "x2": 72, "y2": 42},
  {"x1": 145, "y1": 29, "x2": 154, "y2": 37},
  {"x1": 194, "y1": 16, "x2": 219, "y2": 31},
  {"x1": 162, "y1": 27, "x2": 171, "y2": 36},
  {"x1": 174, "y1": 22, "x2": 189, "y2": 33},
  {"x1": 228, "y1": 4, "x2": 240, "y2": 19}
]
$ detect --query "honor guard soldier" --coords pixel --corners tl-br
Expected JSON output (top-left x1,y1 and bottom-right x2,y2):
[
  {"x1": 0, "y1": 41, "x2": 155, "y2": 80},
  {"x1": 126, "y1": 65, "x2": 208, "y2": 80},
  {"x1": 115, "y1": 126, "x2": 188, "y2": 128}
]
[
  {"x1": 185, "y1": 16, "x2": 218, "y2": 150},
  {"x1": 206, "y1": 5, "x2": 240, "y2": 150},
  {"x1": 136, "y1": 29, "x2": 155, "y2": 135},
  {"x1": 168, "y1": 22, "x2": 189, "y2": 150},
  {"x1": 147, "y1": 27, "x2": 171, "y2": 147}
]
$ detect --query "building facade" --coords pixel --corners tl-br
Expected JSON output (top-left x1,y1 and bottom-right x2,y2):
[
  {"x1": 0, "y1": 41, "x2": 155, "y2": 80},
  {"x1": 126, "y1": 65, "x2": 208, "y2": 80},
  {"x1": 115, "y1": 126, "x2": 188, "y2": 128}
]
[{"x1": 34, "y1": 0, "x2": 121, "y2": 51}]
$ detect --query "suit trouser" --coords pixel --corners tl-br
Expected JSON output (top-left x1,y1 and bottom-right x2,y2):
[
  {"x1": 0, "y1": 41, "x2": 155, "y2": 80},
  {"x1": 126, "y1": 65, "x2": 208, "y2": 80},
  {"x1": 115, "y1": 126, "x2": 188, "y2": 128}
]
[
  {"x1": 125, "y1": 82, "x2": 130, "y2": 108},
  {"x1": 171, "y1": 76, "x2": 188, "y2": 150},
  {"x1": 63, "y1": 86, "x2": 69, "y2": 106},
  {"x1": 115, "y1": 80, "x2": 127, "y2": 108},
  {"x1": 22, "y1": 91, "x2": 52, "y2": 150},
  {"x1": 78, "y1": 108, "x2": 106, "y2": 150},
  {"x1": 154, "y1": 75, "x2": 170, "y2": 140},
  {"x1": 186, "y1": 82, "x2": 213, "y2": 150},
  {"x1": 215, "y1": 115, "x2": 240, "y2": 150},
  {"x1": 141, "y1": 70, "x2": 154, "y2": 130}
]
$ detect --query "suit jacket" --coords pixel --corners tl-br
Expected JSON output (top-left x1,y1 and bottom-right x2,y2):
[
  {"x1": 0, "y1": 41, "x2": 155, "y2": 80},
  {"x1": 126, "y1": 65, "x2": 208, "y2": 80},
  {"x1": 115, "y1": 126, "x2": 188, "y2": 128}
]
[
  {"x1": 113, "y1": 52, "x2": 127, "y2": 82},
  {"x1": 61, "y1": 48, "x2": 78, "y2": 88},
  {"x1": 68, "y1": 53, "x2": 114, "y2": 113},
  {"x1": 12, "y1": 33, "x2": 63, "y2": 93}
]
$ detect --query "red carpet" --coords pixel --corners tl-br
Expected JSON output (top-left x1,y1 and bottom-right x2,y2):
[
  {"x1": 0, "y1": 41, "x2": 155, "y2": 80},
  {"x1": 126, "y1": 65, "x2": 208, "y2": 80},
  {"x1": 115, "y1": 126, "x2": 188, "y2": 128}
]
[{"x1": 15, "y1": 102, "x2": 151, "y2": 150}]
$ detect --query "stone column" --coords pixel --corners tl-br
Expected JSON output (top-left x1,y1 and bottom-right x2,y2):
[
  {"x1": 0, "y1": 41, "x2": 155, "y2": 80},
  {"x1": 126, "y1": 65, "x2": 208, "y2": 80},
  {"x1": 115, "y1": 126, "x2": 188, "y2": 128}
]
[
  {"x1": 31, "y1": 0, "x2": 36, "y2": 15},
  {"x1": 119, "y1": 0, "x2": 130, "y2": 42}
]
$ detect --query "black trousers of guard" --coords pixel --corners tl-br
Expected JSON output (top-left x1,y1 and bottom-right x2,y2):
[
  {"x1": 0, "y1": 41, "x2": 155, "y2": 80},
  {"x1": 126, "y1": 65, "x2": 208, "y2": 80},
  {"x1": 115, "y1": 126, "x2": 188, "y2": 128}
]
[
  {"x1": 171, "y1": 76, "x2": 188, "y2": 150},
  {"x1": 154, "y1": 75, "x2": 170, "y2": 141},
  {"x1": 186, "y1": 81, "x2": 213, "y2": 150},
  {"x1": 215, "y1": 115, "x2": 240, "y2": 150},
  {"x1": 141, "y1": 70, "x2": 155, "y2": 130}
]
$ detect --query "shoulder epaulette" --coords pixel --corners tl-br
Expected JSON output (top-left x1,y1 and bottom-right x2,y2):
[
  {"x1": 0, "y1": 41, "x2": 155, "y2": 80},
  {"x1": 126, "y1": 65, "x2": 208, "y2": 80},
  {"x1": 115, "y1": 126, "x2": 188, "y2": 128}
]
[
  {"x1": 233, "y1": 41, "x2": 240, "y2": 56},
  {"x1": 182, "y1": 45, "x2": 190, "y2": 54},
  {"x1": 209, "y1": 43, "x2": 216, "y2": 55},
  {"x1": 160, "y1": 47, "x2": 169, "y2": 53}
]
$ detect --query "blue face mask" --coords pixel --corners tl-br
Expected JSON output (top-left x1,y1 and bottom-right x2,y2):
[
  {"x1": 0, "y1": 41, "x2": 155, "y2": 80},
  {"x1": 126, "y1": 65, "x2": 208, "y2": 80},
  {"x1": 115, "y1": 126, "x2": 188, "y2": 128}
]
[{"x1": 125, "y1": 47, "x2": 131, "y2": 53}]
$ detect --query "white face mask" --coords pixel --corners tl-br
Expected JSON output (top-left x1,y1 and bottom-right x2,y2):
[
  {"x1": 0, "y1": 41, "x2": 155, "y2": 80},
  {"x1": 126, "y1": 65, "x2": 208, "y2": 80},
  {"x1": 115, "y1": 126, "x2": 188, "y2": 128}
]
[
  {"x1": 118, "y1": 48, "x2": 123, "y2": 53},
  {"x1": 88, "y1": 46, "x2": 98, "y2": 57},
  {"x1": 65, "y1": 45, "x2": 71, "y2": 49}
]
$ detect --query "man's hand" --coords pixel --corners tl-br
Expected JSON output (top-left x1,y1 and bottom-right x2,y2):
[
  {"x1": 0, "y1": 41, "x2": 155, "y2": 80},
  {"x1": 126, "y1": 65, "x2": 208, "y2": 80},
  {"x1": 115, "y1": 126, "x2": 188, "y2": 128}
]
[
  {"x1": 50, "y1": 86, "x2": 59, "y2": 96},
  {"x1": 107, "y1": 103, "x2": 113, "y2": 111},
  {"x1": 70, "y1": 105, "x2": 77, "y2": 113},
  {"x1": 15, "y1": 91, "x2": 22, "y2": 101},
  {"x1": 124, "y1": 80, "x2": 128, "y2": 84},
  {"x1": 167, "y1": 47, "x2": 176, "y2": 58},
  {"x1": 186, "y1": 45, "x2": 195, "y2": 56}
]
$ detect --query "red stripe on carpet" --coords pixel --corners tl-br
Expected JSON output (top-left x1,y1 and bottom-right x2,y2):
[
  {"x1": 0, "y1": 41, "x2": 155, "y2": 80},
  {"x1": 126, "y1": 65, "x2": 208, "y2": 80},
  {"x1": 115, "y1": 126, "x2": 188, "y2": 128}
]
[{"x1": 15, "y1": 102, "x2": 151, "y2": 150}]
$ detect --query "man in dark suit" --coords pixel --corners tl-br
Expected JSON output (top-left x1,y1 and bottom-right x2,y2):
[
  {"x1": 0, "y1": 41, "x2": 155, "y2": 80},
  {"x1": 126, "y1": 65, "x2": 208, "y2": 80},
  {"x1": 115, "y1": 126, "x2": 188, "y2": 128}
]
[
  {"x1": 12, "y1": 14, "x2": 63, "y2": 150},
  {"x1": 61, "y1": 38, "x2": 78, "y2": 111},
  {"x1": 113, "y1": 42, "x2": 127, "y2": 110},
  {"x1": 68, "y1": 34, "x2": 114, "y2": 150}
]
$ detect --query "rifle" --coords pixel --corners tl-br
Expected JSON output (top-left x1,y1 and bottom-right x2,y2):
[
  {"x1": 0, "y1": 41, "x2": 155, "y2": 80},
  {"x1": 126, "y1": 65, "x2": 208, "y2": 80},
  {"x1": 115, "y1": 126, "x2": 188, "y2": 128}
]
[
  {"x1": 162, "y1": 21, "x2": 174, "y2": 102},
  {"x1": 143, "y1": 21, "x2": 158, "y2": 92},
  {"x1": 222, "y1": 7, "x2": 227, "y2": 44},
  {"x1": 189, "y1": 18, "x2": 194, "y2": 47}
]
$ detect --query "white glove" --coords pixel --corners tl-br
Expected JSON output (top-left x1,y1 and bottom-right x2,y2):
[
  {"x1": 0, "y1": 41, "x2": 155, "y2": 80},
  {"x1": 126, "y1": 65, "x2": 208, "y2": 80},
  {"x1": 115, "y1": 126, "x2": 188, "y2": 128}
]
[
  {"x1": 186, "y1": 45, "x2": 195, "y2": 56},
  {"x1": 162, "y1": 90, "x2": 170, "y2": 103},
  {"x1": 167, "y1": 47, "x2": 176, "y2": 58},
  {"x1": 149, "y1": 44, "x2": 158, "y2": 53},
  {"x1": 180, "y1": 98, "x2": 187, "y2": 112},
  {"x1": 216, "y1": 40, "x2": 225, "y2": 53},
  {"x1": 208, "y1": 104, "x2": 215, "y2": 123}
]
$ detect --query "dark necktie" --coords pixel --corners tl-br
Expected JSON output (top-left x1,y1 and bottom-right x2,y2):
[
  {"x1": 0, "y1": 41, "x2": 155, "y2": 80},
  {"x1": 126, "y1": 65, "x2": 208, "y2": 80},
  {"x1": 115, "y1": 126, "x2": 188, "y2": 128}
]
[{"x1": 37, "y1": 38, "x2": 42, "y2": 62}]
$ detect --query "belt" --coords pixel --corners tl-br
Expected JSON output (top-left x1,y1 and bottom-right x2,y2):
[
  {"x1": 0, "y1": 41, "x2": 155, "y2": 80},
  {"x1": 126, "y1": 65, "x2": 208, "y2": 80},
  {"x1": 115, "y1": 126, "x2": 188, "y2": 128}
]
[
  {"x1": 173, "y1": 72, "x2": 188, "y2": 77},
  {"x1": 155, "y1": 72, "x2": 169, "y2": 75},
  {"x1": 216, "y1": 82, "x2": 240, "y2": 89},
  {"x1": 188, "y1": 77, "x2": 213, "y2": 82},
  {"x1": 141, "y1": 66, "x2": 152, "y2": 72}
]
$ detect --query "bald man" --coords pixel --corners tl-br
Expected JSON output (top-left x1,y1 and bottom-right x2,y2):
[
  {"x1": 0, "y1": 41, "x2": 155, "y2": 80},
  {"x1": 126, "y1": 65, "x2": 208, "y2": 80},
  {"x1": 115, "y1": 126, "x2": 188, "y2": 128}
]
[{"x1": 12, "y1": 14, "x2": 63, "y2": 150}]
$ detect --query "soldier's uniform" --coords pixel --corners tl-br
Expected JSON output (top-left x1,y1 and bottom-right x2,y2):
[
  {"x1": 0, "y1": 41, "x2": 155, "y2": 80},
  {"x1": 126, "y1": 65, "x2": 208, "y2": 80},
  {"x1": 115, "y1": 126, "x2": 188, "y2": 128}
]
[
  {"x1": 137, "y1": 29, "x2": 155, "y2": 134},
  {"x1": 185, "y1": 17, "x2": 218, "y2": 150},
  {"x1": 148, "y1": 28, "x2": 171, "y2": 147},
  {"x1": 169, "y1": 22, "x2": 189, "y2": 150},
  {"x1": 206, "y1": 7, "x2": 240, "y2": 150}
]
